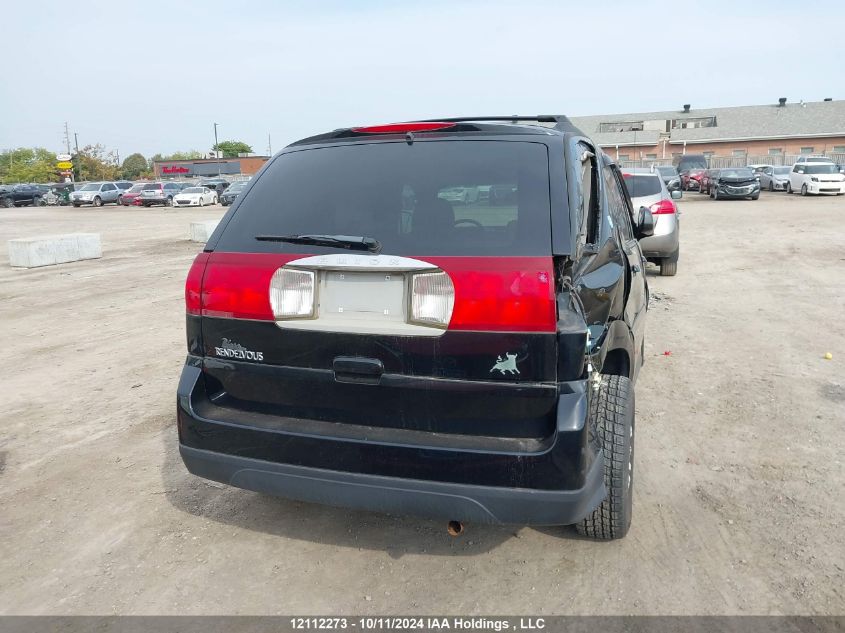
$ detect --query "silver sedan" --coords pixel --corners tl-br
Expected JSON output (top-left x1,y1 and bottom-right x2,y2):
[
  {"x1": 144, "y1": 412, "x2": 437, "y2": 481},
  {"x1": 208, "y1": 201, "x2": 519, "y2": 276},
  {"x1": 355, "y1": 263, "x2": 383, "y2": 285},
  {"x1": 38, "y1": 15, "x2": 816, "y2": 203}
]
[
  {"x1": 756, "y1": 165, "x2": 792, "y2": 191},
  {"x1": 622, "y1": 168, "x2": 681, "y2": 276}
]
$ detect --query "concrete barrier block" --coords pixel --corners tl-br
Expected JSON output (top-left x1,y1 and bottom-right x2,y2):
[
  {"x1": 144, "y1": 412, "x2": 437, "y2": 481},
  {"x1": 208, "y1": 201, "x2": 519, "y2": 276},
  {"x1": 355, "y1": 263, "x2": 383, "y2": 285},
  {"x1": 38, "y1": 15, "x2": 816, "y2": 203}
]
[
  {"x1": 189, "y1": 220, "x2": 220, "y2": 243},
  {"x1": 8, "y1": 233, "x2": 102, "y2": 268}
]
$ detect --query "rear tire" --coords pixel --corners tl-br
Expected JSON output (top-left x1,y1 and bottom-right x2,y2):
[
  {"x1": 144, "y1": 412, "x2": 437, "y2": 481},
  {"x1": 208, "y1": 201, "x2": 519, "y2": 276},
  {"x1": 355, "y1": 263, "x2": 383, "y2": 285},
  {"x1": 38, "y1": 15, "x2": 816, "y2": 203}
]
[
  {"x1": 660, "y1": 249, "x2": 679, "y2": 276},
  {"x1": 711, "y1": 188, "x2": 718, "y2": 200},
  {"x1": 575, "y1": 374, "x2": 635, "y2": 540},
  {"x1": 2, "y1": 197, "x2": 13, "y2": 208},
  {"x1": 166, "y1": 196, "x2": 173, "y2": 207}
]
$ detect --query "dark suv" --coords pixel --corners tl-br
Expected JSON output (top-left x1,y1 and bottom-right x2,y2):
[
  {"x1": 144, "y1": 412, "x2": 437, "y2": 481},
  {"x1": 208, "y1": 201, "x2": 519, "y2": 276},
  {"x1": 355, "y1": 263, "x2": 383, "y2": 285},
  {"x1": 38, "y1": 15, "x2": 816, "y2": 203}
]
[{"x1": 177, "y1": 116, "x2": 654, "y2": 540}]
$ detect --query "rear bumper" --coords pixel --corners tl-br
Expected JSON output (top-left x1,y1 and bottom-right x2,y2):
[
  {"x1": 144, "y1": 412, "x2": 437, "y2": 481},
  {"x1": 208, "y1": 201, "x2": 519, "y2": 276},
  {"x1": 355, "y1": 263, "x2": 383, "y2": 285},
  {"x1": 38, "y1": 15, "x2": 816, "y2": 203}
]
[
  {"x1": 177, "y1": 361, "x2": 605, "y2": 525},
  {"x1": 180, "y1": 443, "x2": 605, "y2": 525}
]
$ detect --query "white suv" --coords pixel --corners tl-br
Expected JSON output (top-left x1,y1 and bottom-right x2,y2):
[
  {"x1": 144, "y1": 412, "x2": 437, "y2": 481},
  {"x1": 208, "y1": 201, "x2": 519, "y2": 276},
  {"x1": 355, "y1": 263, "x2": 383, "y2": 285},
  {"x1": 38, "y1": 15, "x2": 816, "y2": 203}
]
[{"x1": 787, "y1": 161, "x2": 845, "y2": 196}]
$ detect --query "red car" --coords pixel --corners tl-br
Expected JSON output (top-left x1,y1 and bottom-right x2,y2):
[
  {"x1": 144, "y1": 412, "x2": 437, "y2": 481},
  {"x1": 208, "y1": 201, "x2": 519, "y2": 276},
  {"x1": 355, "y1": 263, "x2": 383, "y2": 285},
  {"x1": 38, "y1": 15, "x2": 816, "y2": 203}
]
[
  {"x1": 676, "y1": 154, "x2": 708, "y2": 191},
  {"x1": 121, "y1": 183, "x2": 146, "y2": 206}
]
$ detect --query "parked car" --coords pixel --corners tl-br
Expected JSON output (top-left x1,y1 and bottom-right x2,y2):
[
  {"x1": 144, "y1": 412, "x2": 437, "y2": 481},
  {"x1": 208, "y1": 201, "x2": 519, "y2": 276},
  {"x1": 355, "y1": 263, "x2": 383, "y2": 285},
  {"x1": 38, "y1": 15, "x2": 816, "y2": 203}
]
[
  {"x1": 121, "y1": 183, "x2": 146, "y2": 206},
  {"x1": 70, "y1": 182, "x2": 122, "y2": 207},
  {"x1": 709, "y1": 168, "x2": 761, "y2": 200},
  {"x1": 1, "y1": 183, "x2": 45, "y2": 207},
  {"x1": 438, "y1": 186, "x2": 478, "y2": 205},
  {"x1": 655, "y1": 165, "x2": 681, "y2": 191},
  {"x1": 699, "y1": 168, "x2": 720, "y2": 196},
  {"x1": 756, "y1": 165, "x2": 791, "y2": 191},
  {"x1": 787, "y1": 162, "x2": 845, "y2": 196},
  {"x1": 198, "y1": 179, "x2": 230, "y2": 195},
  {"x1": 139, "y1": 182, "x2": 182, "y2": 206},
  {"x1": 173, "y1": 186, "x2": 218, "y2": 207},
  {"x1": 219, "y1": 181, "x2": 248, "y2": 206},
  {"x1": 622, "y1": 168, "x2": 681, "y2": 276},
  {"x1": 177, "y1": 116, "x2": 655, "y2": 540},
  {"x1": 674, "y1": 154, "x2": 708, "y2": 191}
]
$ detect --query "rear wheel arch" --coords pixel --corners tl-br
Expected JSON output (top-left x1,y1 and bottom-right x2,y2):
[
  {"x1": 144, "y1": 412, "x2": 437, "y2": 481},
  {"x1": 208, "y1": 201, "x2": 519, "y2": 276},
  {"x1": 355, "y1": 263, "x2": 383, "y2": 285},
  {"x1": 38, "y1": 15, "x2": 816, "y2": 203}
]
[{"x1": 601, "y1": 347, "x2": 631, "y2": 379}]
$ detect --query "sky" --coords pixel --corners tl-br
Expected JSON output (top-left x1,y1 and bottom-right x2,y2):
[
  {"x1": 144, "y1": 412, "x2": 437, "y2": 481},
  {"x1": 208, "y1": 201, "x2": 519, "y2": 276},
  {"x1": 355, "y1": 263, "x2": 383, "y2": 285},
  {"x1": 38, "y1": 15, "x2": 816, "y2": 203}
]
[{"x1": 2, "y1": 0, "x2": 844, "y2": 159}]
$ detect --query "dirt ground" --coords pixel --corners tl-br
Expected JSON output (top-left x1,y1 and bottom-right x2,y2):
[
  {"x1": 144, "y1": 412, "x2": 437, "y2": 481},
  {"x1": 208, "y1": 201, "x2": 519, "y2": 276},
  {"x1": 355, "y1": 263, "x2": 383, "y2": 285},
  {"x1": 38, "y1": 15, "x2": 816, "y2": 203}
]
[{"x1": 0, "y1": 193, "x2": 842, "y2": 615}]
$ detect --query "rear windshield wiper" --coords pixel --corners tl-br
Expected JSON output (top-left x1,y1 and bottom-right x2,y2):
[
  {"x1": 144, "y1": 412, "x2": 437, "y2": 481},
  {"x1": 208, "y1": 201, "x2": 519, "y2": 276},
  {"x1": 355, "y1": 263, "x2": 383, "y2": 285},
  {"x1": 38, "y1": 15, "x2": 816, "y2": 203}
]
[{"x1": 256, "y1": 234, "x2": 381, "y2": 253}]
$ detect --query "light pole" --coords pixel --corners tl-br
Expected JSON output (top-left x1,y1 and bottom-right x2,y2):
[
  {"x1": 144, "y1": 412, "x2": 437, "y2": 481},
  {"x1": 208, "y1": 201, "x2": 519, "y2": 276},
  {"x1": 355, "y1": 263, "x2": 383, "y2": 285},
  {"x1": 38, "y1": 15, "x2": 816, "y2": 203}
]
[
  {"x1": 74, "y1": 133, "x2": 82, "y2": 182},
  {"x1": 213, "y1": 122, "x2": 221, "y2": 176}
]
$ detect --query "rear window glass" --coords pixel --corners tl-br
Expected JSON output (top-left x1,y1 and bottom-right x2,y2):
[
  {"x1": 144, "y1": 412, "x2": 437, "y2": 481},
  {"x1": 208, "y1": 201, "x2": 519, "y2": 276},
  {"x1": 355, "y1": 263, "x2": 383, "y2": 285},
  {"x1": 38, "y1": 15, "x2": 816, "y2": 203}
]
[
  {"x1": 216, "y1": 140, "x2": 552, "y2": 256},
  {"x1": 143, "y1": 183, "x2": 162, "y2": 191},
  {"x1": 621, "y1": 174, "x2": 662, "y2": 197}
]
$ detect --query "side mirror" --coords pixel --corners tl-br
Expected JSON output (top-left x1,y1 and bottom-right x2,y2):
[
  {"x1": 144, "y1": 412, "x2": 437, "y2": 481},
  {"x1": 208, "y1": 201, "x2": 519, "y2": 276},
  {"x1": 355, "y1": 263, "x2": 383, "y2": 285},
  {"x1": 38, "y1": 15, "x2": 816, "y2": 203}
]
[
  {"x1": 637, "y1": 206, "x2": 655, "y2": 238},
  {"x1": 671, "y1": 189, "x2": 682, "y2": 200}
]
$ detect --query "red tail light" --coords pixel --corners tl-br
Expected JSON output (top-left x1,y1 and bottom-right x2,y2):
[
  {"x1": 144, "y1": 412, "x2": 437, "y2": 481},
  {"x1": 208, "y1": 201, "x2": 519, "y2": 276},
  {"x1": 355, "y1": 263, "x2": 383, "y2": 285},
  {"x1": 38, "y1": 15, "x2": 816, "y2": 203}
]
[
  {"x1": 649, "y1": 199, "x2": 676, "y2": 215},
  {"x1": 426, "y1": 257, "x2": 556, "y2": 332},
  {"x1": 189, "y1": 253, "x2": 557, "y2": 333},
  {"x1": 351, "y1": 122, "x2": 456, "y2": 134},
  {"x1": 185, "y1": 252, "x2": 210, "y2": 315}
]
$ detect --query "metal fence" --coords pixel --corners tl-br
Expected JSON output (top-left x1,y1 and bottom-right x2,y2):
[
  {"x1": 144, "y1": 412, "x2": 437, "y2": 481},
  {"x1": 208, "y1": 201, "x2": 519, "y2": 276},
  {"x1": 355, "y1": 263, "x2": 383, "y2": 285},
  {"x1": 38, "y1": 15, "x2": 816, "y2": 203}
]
[{"x1": 618, "y1": 152, "x2": 845, "y2": 170}]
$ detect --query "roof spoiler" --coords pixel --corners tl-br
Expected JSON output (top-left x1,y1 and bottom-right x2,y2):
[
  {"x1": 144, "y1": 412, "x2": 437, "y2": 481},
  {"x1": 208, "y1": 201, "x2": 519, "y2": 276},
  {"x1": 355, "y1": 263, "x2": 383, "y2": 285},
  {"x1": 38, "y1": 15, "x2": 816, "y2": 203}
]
[{"x1": 418, "y1": 115, "x2": 583, "y2": 135}]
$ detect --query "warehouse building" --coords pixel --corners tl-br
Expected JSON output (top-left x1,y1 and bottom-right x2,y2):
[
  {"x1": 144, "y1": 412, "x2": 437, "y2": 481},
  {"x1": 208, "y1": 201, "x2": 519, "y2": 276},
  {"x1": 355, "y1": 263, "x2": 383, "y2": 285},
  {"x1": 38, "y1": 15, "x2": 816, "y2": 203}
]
[
  {"x1": 569, "y1": 98, "x2": 845, "y2": 166},
  {"x1": 153, "y1": 156, "x2": 269, "y2": 179}
]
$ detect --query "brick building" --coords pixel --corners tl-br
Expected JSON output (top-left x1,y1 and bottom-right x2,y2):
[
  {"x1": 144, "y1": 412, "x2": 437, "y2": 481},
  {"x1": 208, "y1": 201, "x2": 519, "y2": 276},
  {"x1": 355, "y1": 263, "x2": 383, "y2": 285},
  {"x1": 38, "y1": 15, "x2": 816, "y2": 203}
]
[
  {"x1": 153, "y1": 156, "x2": 269, "y2": 179},
  {"x1": 568, "y1": 98, "x2": 845, "y2": 166}
]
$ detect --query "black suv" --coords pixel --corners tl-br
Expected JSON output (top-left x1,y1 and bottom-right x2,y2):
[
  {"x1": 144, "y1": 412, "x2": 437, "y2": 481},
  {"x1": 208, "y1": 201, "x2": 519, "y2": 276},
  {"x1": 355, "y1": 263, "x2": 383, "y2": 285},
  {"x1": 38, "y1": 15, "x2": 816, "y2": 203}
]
[
  {"x1": 178, "y1": 116, "x2": 654, "y2": 540},
  {"x1": 1, "y1": 184, "x2": 48, "y2": 207}
]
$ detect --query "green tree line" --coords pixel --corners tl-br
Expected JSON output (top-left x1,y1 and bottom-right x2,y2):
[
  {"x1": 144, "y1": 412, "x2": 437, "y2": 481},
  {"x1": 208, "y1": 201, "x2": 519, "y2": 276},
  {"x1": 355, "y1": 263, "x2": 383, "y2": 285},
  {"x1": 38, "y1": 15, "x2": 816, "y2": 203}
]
[{"x1": 1, "y1": 140, "x2": 253, "y2": 184}]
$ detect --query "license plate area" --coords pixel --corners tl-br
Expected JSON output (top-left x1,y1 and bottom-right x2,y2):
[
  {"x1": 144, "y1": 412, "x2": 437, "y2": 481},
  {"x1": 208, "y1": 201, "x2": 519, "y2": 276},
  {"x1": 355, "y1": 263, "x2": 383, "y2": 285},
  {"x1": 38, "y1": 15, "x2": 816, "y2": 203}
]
[{"x1": 319, "y1": 271, "x2": 406, "y2": 325}]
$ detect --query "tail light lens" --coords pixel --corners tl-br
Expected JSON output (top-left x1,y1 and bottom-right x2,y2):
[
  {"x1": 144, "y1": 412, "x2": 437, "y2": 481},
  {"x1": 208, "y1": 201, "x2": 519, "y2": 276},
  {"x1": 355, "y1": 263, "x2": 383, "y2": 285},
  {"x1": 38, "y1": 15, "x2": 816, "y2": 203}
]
[
  {"x1": 185, "y1": 253, "x2": 210, "y2": 315},
  {"x1": 410, "y1": 271, "x2": 455, "y2": 328},
  {"x1": 270, "y1": 268, "x2": 315, "y2": 319},
  {"x1": 649, "y1": 199, "x2": 676, "y2": 215}
]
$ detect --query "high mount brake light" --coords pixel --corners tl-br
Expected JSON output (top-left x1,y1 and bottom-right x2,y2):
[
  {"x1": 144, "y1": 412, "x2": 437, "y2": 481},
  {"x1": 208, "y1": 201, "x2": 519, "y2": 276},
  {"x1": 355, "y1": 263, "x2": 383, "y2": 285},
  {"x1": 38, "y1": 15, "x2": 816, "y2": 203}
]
[{"x1": 351, "y1": 122, "x2": 456, "y2": 134}]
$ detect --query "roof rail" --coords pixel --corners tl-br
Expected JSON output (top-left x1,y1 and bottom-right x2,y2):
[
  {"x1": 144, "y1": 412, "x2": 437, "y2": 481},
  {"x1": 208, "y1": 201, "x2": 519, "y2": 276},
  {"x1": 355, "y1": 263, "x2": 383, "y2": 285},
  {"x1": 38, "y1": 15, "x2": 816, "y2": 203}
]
[{"x1": 418, "y1": 115, "x2": 583, "y2": 134}]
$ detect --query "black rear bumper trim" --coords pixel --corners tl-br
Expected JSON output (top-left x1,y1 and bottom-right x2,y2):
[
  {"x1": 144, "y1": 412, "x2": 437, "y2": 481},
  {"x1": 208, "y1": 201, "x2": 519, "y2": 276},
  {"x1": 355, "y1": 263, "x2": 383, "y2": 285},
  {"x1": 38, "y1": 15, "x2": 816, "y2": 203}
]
[{"x1": 179, "y1": 444, "x2": 605, "y2": 526}]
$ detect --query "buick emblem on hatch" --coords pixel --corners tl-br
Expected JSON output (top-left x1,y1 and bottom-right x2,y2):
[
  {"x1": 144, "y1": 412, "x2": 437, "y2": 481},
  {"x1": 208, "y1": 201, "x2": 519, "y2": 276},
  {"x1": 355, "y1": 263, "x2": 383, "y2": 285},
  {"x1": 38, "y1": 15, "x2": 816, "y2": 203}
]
[{"x1": 214, "y1": 338, "x2": 264, "y2": 362}]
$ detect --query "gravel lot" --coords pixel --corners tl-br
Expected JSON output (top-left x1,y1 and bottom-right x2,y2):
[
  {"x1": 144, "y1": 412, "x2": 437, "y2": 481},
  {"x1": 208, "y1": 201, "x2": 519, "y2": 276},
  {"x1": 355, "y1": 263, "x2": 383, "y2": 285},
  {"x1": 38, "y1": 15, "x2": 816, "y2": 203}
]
[{"x1": 0, "y1": 193, "x2": 842, "y2": 615}]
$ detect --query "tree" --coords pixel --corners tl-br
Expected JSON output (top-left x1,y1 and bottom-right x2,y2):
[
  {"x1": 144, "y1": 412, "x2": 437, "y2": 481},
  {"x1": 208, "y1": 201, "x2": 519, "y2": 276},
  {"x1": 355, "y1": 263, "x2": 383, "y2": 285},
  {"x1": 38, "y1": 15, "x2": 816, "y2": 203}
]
[
  {"x1": 76, "y1": 144, "x2": 119, "y2": 181},
  {"x1": 213, "y1": 140, "x2": 253, "y2": 158},
  {"x1": 167, "y1": 150, "x2": 203, "y2": 160},
  {"x1": 121, "y1": 153, "x2": 148, "y2": 180},
  {"x1": 0, "y1": 148, "x2": 59, "y2": 183}
]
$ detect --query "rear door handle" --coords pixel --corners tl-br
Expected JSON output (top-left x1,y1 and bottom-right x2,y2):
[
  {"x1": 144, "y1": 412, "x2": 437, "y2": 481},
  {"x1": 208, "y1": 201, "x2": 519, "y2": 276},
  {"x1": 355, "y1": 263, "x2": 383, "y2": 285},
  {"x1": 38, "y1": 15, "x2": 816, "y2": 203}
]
[{"x1": 333, "y1": 356, "x2": 384, "y2": 385}]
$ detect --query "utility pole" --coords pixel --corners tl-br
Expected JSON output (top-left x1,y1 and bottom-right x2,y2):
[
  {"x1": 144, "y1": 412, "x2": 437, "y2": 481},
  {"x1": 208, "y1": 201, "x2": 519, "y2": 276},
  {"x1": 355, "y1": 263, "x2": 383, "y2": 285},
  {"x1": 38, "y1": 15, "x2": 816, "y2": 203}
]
[
  {"x1": 213, "y1": 122, "x2": 221, "y2": 177},
  {"x1": 74, "y1": 133, "x2": 82, "y2": 182},
  {"x1": 63, "y1": 122, "x2": 71, "y2": 155},
  {"x1": 267, "y1": 132, "x2": 272, "y2": 156}
]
